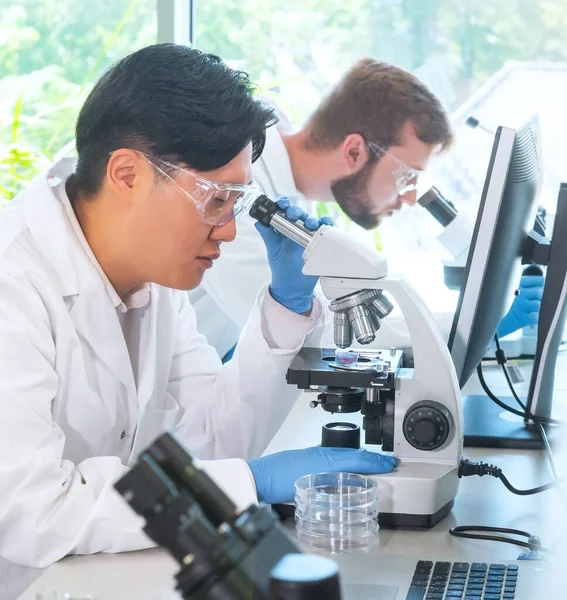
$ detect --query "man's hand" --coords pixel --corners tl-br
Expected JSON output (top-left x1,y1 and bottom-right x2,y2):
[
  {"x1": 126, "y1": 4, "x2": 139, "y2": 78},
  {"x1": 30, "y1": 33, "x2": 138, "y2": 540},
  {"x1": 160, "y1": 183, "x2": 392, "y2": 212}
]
[
  {"x1": 247, "y1": 446, "x2": 399, "y2": 505},
  {"x1": 255, "y1": 197, "x2": 333, "y2": 315},
  {"x1": 497, "y1": 274, "x2": 545, "y2": 338}
]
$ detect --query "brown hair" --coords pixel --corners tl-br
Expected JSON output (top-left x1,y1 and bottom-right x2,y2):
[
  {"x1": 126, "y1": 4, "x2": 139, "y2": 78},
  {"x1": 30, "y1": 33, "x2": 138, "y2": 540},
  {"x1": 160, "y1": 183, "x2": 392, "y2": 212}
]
[{"x1": 306, "y1": 59, "x2": 452, "y2": 153}]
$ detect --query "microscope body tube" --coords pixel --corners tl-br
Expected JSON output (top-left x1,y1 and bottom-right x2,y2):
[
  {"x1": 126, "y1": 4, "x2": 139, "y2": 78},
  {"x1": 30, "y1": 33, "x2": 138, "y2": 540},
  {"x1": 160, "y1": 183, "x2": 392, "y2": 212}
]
[
  {"x1": 249, "y1": 194, "x2": 315, "y2": 248},
  {"x1": 270, "y1": 212, "x2": 314, "y2": 247}
]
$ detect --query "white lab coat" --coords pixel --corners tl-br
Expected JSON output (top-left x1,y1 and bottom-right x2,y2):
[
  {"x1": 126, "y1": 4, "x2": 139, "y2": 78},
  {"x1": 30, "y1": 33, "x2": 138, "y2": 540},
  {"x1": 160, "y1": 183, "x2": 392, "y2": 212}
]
[
  {"x1": 0, "y1": 158, "x2": 323, "y2": 568},
  {"x1": 188, "y1": 104, "x2": 312, "y2": 357}
]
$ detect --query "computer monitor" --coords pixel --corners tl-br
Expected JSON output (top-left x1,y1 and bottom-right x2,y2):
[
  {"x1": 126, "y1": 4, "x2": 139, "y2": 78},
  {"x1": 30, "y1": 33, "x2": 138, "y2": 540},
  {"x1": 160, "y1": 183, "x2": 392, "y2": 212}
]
[
  {"x1": 526, "y1": 183, "x2": 567, "y2": 424},
  {"x1": 447, "y1": 114, "x2": 546, "y2": 448}
]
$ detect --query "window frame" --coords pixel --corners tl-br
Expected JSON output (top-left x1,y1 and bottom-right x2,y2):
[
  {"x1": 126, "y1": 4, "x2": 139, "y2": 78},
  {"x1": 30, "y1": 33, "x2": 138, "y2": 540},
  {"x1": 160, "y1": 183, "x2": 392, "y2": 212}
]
[{"x1": 157, "y1": 0, "x2": 195, "y2": 45}]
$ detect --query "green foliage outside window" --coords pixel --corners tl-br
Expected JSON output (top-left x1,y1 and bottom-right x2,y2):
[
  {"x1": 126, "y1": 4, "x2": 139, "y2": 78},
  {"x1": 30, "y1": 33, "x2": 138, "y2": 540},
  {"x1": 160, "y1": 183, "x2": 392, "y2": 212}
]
[{"x1": 3, "y1": 0, "x2": 567, "y2": 208}]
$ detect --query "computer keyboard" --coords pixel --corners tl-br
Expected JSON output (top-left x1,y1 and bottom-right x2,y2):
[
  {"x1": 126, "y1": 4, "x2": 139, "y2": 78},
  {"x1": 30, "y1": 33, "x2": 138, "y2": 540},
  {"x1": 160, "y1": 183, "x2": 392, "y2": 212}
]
[{"x1": 406, "y1": 561, "x2": 519, "y2": 599}]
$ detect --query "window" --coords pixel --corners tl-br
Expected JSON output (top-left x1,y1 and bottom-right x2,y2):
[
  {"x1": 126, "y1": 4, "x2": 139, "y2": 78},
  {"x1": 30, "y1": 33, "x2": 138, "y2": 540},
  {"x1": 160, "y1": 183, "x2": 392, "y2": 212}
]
[
  {"x1": 195, "y1": 0, "x2": 567, "y2": 293},
  {"x1": 0, "y1": 0, "x2": 156, "y2": 203}
]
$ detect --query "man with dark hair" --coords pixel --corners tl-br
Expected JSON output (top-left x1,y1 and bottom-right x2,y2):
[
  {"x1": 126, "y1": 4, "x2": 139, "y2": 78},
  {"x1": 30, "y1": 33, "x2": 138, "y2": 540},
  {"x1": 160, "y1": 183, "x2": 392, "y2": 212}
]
[
  {"x1": 0, "y1": 44, "x2": 396, "y2": 568},
  {"x1": 190, "y1": 59, "x2": 542, "y2": 361}
]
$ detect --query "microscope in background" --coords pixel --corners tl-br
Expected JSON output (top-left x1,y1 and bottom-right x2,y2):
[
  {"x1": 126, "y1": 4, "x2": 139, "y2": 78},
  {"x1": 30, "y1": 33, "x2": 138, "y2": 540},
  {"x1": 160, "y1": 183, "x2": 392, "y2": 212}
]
[
  {"x1": 115, "y1": 433, "x2": 343, "y2": 600},
  {"x1": 419, "y1": 185, "x2": 545, "y2": 358},
  {"x1": 250, "y1": 196, "x2": 463, "y2": 529}
]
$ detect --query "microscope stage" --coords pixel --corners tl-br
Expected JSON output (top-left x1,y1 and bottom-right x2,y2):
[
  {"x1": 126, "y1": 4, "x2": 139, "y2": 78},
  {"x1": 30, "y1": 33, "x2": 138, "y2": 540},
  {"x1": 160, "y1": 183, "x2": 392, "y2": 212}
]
[{"x1": 287, "y1": 347, "x2": 404, "y2": 390}]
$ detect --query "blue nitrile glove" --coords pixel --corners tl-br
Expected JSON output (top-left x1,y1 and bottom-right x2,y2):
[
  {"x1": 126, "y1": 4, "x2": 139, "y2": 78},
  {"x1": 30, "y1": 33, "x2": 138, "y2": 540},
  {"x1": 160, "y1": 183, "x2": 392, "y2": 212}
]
[
  {"x1": 255, "y1": 197, "x2": 333, "y2": 314},
  {"x1": 247, "y1": 446, "x2": 399, "y2": 505},
  {"x1": 496, "y1": 275, "x2": 545, "y2": 338}
]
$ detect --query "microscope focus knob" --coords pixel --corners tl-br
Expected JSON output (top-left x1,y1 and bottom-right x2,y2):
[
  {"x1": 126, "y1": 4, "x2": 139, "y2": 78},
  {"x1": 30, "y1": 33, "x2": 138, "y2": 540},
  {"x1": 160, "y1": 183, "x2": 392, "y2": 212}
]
[{"x1": 403, "y1": 401, "x2": 452, "y2": 451}]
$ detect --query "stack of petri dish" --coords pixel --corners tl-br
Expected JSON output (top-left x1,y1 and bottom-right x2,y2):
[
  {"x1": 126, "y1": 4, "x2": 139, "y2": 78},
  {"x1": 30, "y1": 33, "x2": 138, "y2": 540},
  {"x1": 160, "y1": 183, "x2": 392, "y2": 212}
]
[{"x1": 294, "y1": 472, "x2": 379, "y2": 553}]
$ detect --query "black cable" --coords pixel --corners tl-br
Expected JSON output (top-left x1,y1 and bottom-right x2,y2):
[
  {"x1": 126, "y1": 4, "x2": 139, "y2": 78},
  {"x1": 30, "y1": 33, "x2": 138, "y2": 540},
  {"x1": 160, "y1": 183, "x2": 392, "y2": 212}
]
[
  {"x1": 476, "y1": 363, "x2": 561, "y2": 425},
  {"x1": 492, "y1": 334, "x2": 559, "y2": 479},
  {"x1": 459, "y1": 458, "x2": 561, "y2": 494},
  {"x1": 449, "y1": 525, "x2": 550, "y2": 554},
  {"x1": 476, "y1": 364, "x2": 527, "y2": 419},
  {"x1": 455, "y1": 335, "x2": 559, "y2": 556}
]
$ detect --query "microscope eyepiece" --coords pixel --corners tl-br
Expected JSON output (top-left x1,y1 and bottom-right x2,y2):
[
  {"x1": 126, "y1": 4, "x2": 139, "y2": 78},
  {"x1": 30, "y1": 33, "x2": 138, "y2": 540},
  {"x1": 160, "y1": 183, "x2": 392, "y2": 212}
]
[{"x1": 249, "y1": 194, "x2": 279, "y2": 226}]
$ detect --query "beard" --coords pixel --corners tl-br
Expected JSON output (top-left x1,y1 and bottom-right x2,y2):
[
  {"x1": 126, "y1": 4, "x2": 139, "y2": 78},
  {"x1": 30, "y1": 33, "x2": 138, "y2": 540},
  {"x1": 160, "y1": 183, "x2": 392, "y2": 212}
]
[{"x1": 330, "y1": 162, "x2": 382, "y2": 230}]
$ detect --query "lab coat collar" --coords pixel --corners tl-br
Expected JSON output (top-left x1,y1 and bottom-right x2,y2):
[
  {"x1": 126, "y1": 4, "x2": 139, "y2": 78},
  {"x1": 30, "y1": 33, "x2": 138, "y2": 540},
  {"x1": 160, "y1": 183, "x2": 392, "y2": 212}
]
[
  {"x1": 21, "y1": 157, "x2": 94, "y2": 299},
  {"x1": 260, "y1": 124, "x2": 301, "y2": 200}
]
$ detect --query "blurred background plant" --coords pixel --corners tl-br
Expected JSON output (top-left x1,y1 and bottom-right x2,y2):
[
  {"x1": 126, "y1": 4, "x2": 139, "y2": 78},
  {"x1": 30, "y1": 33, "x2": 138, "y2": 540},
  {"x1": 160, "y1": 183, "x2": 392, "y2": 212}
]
[{"x1": 2, "y1": 0, "x2": 567, "y2": 256}]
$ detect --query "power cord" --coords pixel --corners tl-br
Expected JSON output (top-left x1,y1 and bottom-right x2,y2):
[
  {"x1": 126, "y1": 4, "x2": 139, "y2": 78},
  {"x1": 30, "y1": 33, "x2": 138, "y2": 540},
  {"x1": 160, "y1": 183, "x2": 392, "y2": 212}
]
[
  {"x1": 452, "y1": 336, "x2": 561, "y2": 556},
  {"x1": 454, "y1": 458, "x2": 558, "y2": 557},
  {"x1": 458, "y1": 458, "x2": 560, "y2": 495},
  {"x1": 494, "y1": 334, "x2": 558, "y2": 479},
  {"x1": 478, "y1": 334, "x2": 561, "y2": 478},
  {"x1": 449, "y1": 525, "x2": 550, "y2": 554},
  {"x1": 476, "y1": 337, "x2": 561, "y2": 425}
]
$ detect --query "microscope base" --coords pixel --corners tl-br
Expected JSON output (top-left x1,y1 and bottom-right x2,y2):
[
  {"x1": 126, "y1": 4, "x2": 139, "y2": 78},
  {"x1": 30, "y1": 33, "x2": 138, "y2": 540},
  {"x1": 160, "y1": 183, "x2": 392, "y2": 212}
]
[
  {"x1": 379, "y1": 499, "x2": 454, "y2": 529},
  {"x1": 273, "y1": 500, "x2": 454, "y2": 530},
  {"x1": 274, "y1": 462, "x2": 459, "y2": 530}
]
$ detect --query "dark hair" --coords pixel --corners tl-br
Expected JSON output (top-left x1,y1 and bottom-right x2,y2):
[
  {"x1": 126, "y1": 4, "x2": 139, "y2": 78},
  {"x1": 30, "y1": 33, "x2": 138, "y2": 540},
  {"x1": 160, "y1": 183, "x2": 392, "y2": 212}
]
[
  {"x1": 73, "y1": 43, "x2": 276, "y2": 196},
  {"x1": 306, "y1": 58, "x2": 452, "y2": 153}
]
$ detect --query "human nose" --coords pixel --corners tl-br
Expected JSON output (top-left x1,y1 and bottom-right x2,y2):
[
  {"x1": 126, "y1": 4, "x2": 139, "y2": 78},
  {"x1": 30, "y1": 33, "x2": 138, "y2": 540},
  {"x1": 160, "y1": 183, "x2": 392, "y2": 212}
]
[
  {"x1": 399, "y1": 189, "x2": 418, "y2": 206},
  {"x1": 210, "y1": 218, "x2": 237, "y2": 242}
]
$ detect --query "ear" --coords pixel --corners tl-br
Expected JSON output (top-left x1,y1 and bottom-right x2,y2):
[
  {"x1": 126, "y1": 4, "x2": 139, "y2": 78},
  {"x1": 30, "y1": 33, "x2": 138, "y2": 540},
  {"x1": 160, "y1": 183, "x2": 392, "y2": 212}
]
[
  {"x1": 106, "y1": 150, "x2": 151, "y2": 203},
  {"x1": 341, "y1": 133, "x2": 369, "y2": 173}
]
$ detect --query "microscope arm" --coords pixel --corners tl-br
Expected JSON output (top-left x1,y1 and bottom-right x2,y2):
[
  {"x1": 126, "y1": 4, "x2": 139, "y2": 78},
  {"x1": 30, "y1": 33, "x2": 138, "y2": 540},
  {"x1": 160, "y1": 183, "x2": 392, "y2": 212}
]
[{"x1": 419, "y1": 187, "x2": 474, "y2": 264}]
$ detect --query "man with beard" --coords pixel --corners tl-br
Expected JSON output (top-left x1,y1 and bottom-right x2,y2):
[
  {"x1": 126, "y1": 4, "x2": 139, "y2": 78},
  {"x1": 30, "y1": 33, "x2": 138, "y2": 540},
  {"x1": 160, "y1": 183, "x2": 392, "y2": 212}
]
[{"x1": 189, "y1": 59, "x2": 541, "y2": 360}]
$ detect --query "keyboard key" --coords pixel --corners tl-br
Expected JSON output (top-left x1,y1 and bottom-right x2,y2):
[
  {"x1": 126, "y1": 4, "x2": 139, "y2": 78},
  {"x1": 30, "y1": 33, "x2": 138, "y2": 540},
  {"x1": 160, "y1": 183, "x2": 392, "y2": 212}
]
[
  {"x1": 464, "y1": 591, "x2": 482, "y2": 597},
  {"x1": 483, "y1": 595, "x2": 502, "y2": 600},
  {"x1": 452, "y1": 563, "x2": 470, "y2": 573},
  {"x1": 426, "y1": 595, "x2": 444, "y2": 600},
  {"x1": 434, "y1": 562, "x2": 452, "y2": 574},
  {"x1": 505, "y1": 585, "x2": 516, "y2": 593},
  {"x1": 466, "y1": 584, "x2": 484, "y2": 590},
  {"x1": 503, "y1": 594, "x2": 515, "y2": 599},
  {"x1": 471, "y1": 563, "x2": 488, "y2": 572},
  {"x1": 448, "y1": 584, "x2": 466, "y2": 590},
  {"x1": 405, "y1": 587, "x2": 426, "y2": 600},
  {"x1": 446, "y1": 592, "x2": 464, "y2": 597},
  {"x1": 507, "y1": 565, "x2": 519, "y2": 572},
  {"x1": 485, "y1": 587, "x2": 502, "y2": 594},
  {"x1": 412, "y1": 577, "x2": 429, "y2": 585},
  {"x1": 489, "y1": 564, "x2": 506, "y2": 571},
  {"x1": 432, "y1": 574, "x2": 449, "y2": 582},
  {"x1": 415, "y1": 561, "x2": 434, "y2": 574},
  {"x1": 468, "y1": 577, "x2": 486, "y2": 584},
  {"x1": 428, "y1": 587, "x2": 446, "y2": 594}
]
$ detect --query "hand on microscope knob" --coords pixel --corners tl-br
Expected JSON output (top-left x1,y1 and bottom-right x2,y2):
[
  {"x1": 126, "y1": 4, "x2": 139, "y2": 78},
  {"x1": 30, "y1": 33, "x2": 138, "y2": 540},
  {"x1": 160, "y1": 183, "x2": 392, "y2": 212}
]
[
  {"x1": 255, "y1": 196, "x2": 333, "y2": 315},
  {"x1": 496, "y1": 274, "x2": 544, "y2": 338},
  {"x1": 247, "y1": 446, "x2": 399, "y2": 505}
]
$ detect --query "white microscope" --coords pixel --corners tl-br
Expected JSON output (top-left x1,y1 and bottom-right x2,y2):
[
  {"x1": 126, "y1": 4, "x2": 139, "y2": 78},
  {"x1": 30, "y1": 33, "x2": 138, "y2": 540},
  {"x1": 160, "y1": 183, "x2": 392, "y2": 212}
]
[{"x1": 250, "y1": 196, "x2": 463, "y2": 528}]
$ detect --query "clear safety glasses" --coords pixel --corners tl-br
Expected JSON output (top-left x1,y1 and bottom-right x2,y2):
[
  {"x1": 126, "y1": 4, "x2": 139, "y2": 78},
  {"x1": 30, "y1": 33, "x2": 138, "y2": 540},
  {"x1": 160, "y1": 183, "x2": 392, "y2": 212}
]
[
  {"x1": 142, "y1": 153, "x2": 261, "y2": 227},
  {"x1": 367, "y1": 141, "x2": 422, "y2": 196}
]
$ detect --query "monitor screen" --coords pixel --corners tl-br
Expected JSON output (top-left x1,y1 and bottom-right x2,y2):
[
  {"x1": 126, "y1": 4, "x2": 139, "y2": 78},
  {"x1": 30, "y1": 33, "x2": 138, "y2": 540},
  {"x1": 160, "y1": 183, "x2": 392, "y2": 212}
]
[{"x1": 448, "y1": 115, "x2": 542, "y2": 388}]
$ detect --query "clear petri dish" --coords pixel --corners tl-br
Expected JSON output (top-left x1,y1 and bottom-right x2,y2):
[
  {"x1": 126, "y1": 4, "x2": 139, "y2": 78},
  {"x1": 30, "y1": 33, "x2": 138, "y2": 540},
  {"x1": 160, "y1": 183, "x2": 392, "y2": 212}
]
[{"x1": 294, "y1": 472, "x2": 379, "y2": 553}]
